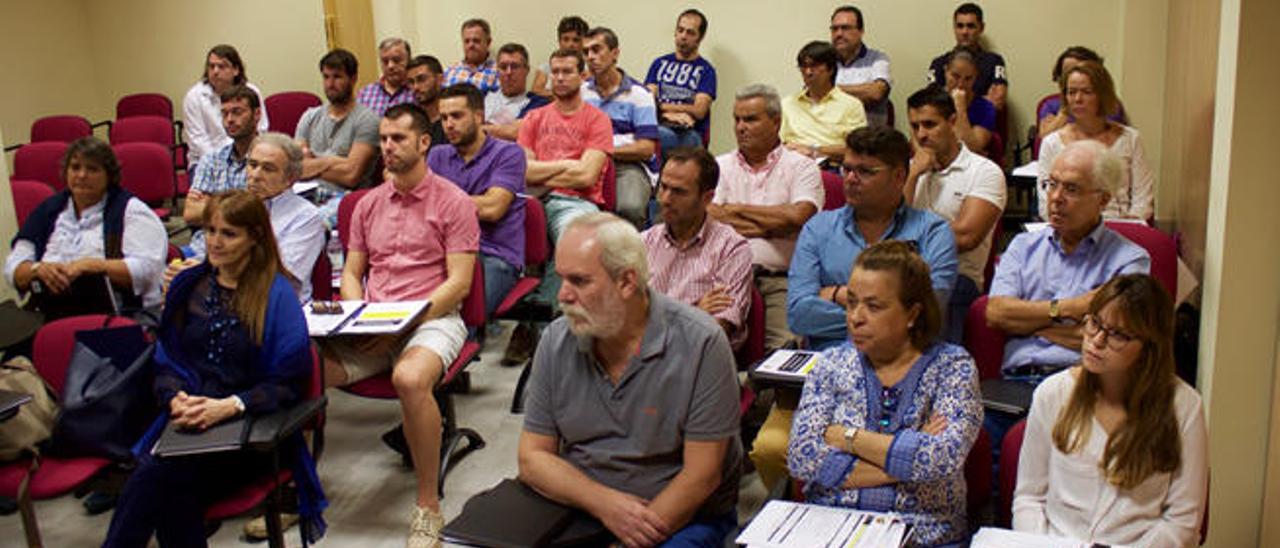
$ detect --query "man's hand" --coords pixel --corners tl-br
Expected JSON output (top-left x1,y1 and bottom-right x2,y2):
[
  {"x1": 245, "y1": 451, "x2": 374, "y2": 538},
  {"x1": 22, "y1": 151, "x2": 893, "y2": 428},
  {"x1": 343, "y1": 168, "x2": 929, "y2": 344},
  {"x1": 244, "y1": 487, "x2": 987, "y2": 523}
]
[
  {"x1": 784, "y1": 142, "x2": 819, "y2": 158},
  {"x1": 910, "y1": 146, "x2": 939, "y2": 176},
  {"x1": 950, "y1": 88, "x2": 971, "y2": 113},
  {"x1": 696, "y1": 285, "x2": 733, "y2": 315},
  {"x1": 1061, "y1": 289, "x2": 1099, "y2": 321},
  {"x1": 661, "y1": 111, "x2": 695, "y2": 128},
  {"x1": 300, "y1": 142, "x2": 315, "y2": 159},
  {"x1": 593, "y1": 490, "x2": 669, "y2": 548},
  {"x1": 163, "y1": 258, "x2": 201, "y2": 292}
]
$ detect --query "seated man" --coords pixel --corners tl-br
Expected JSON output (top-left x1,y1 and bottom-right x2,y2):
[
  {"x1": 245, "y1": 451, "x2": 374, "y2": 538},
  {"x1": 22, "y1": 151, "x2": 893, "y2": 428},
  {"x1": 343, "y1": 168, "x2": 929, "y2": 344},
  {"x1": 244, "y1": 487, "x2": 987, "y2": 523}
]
[
  {"x1": 182, "y1": 84, "x2": 260, "y2": 258},
  {"x1": 711, "y1": 84, "x2": 823, "y2": 352},
  {"x1": 926, "y1": 2, "x2": 1008, "y2": 111},
  {"x1": 319, "y1": 104, "x2": 479, "y2": 548},
  {"x1": 483, "y1": 43, "x2": 550, "y2": 142},
  {"x1": 581, "y1": 26, "x2": 660, "y2": 229},
  {"x1": 429, "y1": 83, "x2": 527, "y2": 317},
  {"x1": 830, "y1": 5, "x2": 893, "y2": 127},
  {"x1": 519, "y1": 212, "x2": 742, "y2": 547},
  {"x1": 986, "y1": 140, "x2": 1150, "y2": 382},
  {"x1": 356, "y1": 37, "x2": 415, "y2": 116},
  {"x1": 406, "y1": 54, "x2": 449, "y2": 149},
  {"x1": 903, "y1": 86, "x2": 1005, "y2": 343},
  {"x1": 642, "y1": 147, "x2": 751, "y2": 349},
  {"x1": 780, "y1": 41, "x2": 867, "y2": 164},
  {"x1": 295, "y1": 49, "x2": 380, "y2": 228},
  {"x1": 750, "y1": 126, "x2": 957, "y2": 492},
  {"x1": 444, "y1": 18, "x2": 500, "y2": 93},
  {"x1": 530, "y1": 15, "x2": 590, "y2": 98},
  {"x1": 170, "y1": 132, "x2": 325, "y2": 302},
  {"x1": 644, "y1": 9, "x2": 717, "y2": 152}
]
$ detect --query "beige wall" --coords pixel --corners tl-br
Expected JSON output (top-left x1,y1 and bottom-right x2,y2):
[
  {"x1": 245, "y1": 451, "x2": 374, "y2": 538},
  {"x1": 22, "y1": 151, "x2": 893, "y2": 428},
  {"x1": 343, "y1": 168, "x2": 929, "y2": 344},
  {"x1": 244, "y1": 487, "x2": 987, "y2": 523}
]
[{"x1": 0, "y1": 127, "x2": 17, "y2": 301}]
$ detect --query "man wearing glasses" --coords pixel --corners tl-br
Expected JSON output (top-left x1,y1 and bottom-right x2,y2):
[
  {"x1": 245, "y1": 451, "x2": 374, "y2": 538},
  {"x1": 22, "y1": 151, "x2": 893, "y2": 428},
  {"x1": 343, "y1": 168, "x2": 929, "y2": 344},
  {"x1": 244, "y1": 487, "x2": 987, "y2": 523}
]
[
  {"x1": 830, "y1": 5, "x2": 893, "y2": 127},
  {"x1": 482, "y1": 43, "x2": 549, "y2": 141}
]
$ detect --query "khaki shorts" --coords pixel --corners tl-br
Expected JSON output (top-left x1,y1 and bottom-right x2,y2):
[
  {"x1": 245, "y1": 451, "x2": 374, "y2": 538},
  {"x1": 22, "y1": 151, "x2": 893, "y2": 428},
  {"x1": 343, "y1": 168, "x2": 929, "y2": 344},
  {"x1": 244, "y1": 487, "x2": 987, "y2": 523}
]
[{"x1": 321, "y1": 312, "x2": 466, "y2": 384}]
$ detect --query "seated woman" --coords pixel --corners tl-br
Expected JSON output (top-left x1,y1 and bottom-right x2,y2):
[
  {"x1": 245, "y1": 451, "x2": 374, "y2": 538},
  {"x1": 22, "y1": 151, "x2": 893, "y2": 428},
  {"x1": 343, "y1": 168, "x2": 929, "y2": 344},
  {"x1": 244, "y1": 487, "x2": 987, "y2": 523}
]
[
  {"x1": 102, "y1": 191, "x2": 325, "y2": 547},
  {"x1": 4, "y1": 137, "x2": 166, "y2": 321},
  {"x1": 941, "y1": 47, "x2": 997, "y2": 157},
  {"x1": 1037, "y1": 61, "x2": 1154, "y2": 221},
  {"x1": 1036, "y1": 46, "x2": 1129, "y2": 140},
  {"x1": 1013, "y1": 274, "x2": 1207, "y2": 547},
  {"x1": 787, "y1": 241, "x2": 982, "y2": 547}
]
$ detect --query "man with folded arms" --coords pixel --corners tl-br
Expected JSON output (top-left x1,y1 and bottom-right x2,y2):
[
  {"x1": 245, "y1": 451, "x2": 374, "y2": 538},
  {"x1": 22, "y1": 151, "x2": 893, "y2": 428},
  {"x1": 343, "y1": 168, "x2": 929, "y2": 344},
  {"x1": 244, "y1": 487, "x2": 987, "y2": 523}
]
[{"x1": 519, "y1": 212, "x2": 742, "y2": 547}]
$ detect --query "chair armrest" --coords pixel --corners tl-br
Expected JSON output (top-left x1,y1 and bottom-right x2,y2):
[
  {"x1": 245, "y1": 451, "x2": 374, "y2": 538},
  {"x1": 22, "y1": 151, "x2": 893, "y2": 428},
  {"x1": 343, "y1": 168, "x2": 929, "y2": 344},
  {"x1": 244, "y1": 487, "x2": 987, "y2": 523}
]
[
  {"x1": 245, "y1": 396, "x2": 327, "y2": 450},
  {"x1": 3, "y1": 144, "x2": 22, "y2": 153}
]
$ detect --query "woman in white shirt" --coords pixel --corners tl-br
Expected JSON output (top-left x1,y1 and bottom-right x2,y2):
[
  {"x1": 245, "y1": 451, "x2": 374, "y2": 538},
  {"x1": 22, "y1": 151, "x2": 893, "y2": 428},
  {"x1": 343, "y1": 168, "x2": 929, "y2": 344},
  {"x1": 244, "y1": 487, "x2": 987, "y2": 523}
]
[
  {"x1": 1037, "y1": 61, "x2": 1154, "y2": 221},
  {"x1": 183, "y1": 44, "x2": 269, "y2": 169},
  {"x1": 1013, "y1": 273, "x2": 1208, "y2": 547}
]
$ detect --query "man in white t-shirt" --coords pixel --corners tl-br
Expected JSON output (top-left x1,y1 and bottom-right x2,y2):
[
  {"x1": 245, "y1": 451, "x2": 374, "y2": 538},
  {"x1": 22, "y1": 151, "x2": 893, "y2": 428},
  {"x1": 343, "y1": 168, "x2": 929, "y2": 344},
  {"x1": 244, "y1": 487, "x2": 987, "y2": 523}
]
[{"x1": 903, "y1": 86, "x2": 1005, "y2": 342}]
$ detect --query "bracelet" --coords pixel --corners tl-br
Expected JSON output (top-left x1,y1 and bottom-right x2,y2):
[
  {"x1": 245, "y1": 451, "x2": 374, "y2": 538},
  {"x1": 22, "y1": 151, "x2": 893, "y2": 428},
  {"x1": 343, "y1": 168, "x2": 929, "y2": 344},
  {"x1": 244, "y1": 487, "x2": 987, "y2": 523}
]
[
  {"x1": 843, "y1": 426, "x2": 859, "y2": 452},
  {"x1": 829, "y1": 285, "x2": 843, "y2": 304}
]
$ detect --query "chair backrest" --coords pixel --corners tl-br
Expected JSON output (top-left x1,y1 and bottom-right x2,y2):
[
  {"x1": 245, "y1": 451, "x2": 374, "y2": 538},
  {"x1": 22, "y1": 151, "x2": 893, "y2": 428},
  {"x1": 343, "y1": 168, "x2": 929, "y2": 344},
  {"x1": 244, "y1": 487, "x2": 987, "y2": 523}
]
[
  {"x1": 735, "y1": 284, "x2": 767, "y2": 370},
  {"x1": 116, "y1": 93, "x2": 173, "y2": 120},
  {"x1": 600, "y1": 159, "x2": 617, "y2": 212},
  {"x1": 460, "y1": 261, "x2": 486, "y2": 328},
  {"x1": 109, "y1": 115, "x2": 175, "y2": 147},
  {"x1": 113, "y1": 142, "x2": 176, "y2": 204},
  {"x1": 965, "y1": 427, "x2": 993, "y2": 520},
  {"x1": 264, "y1": 91, "x2": 322, "y2": 138},
  {"x1": 1104, "y1": 221, "x2": 1177, "y2": 296},
  {"x1": 311, "y1": 249, "x2": 333, "y2": 302},
  {"x1": 523, "y1": 195, "x2": 550, "y2": 266},
  {"x1": 13, "y1": 141, "x2": 69, "y2": 190},
  {"x1": 997, "y1": 418, "x2": 1028, "y2": 528},
  {"x1": 32, "y1": 315, "x2": 137, "y2": 394},
  {"x1": 31, "y1": 115, "x2": 92, "y2": 143},
  {"x1": 984, "y1": 130, "x2": 1006, "y2": 169},
  {"x1": 337, "y1": 189, "x2": 373, "y2": 249},
  {"x1": 821, "y1": 170, "x2": 845, "y2": 211},
  {"x1": 10, "y1": 179, "x2": 56, "y2": 226},
  {"x1": 964, "y1": 295, "x2": 1006, "y2": 381}
]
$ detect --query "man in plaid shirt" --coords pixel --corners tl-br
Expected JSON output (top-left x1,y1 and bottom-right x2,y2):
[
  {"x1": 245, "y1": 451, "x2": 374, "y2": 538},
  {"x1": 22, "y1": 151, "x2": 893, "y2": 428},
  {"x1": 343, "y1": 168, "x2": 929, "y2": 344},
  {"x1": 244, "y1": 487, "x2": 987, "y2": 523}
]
[
  {"x1": 357, "y1": 37, "x2": 416, "y2": 116},
  {"x1": 443, "y1": 18, "x2": 500, "y2": 93}
]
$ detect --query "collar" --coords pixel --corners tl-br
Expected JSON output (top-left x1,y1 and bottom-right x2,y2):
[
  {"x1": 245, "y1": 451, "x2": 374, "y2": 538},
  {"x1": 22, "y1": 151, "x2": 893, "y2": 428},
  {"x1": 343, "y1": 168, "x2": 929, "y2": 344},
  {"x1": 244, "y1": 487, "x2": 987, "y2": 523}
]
[
  {"x1": 462, "y1": 57, "x2": 495, "y2": 71},
  {"x1": 586, "y1": 69, "x2": 641, "y2": 102},
  {"x1": 377, "y1": 76, "x2": 407, "y2": 96},
  {"x1": 72, "y1": 198, "x2": 107, "y2": 219},
  {"x1": 264, "y1": 189, "x2": 292, "y2": 210},
  {"x1": 735, "y1": 143, "x2": 785, "y2": 172},
  {"x1": 218, "y1": 141, "x2": 250, "y2": 167},
  {"x1": 843, "y1": 200, "x2": 911, "y2": 241},
  {"x1": 797, "y1": 86, "x2": 838, "y2": 105},
  {"x1": 1051, "y1": 218, "x2": 1107, "y2": 253},
  {"x1": 838, "y1": 43, "x2": 869, "y2": 67},
  {"x1": 446, "y1": 135, "x2": 495, "y2": 167},
  {"x1": 661, "y1": 214, "x2": 713, "y2": 250},
  {"x1": 937, "y1": 143, "x2": 973, "y2": 176},
  {"x1": 390, "y1": 168, "x2": 436, "y2": 202},
  {"x1": 575, "y1": 289, "x2": 668, "y2": 362}
]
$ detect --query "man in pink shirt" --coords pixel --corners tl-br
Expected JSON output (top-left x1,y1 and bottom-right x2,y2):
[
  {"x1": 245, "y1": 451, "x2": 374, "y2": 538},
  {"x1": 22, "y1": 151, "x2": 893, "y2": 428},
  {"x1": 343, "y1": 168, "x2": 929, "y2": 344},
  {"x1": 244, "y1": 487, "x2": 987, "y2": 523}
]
[
  {"x1": 642, "y1": 147, "x2": 752, "y2": 349},
  {"x1": 320, "y1": 103, "x2": 479, "y2": 548},
  {"x1": 710, "y1": 84, "x2": 823, "y2": 350}
]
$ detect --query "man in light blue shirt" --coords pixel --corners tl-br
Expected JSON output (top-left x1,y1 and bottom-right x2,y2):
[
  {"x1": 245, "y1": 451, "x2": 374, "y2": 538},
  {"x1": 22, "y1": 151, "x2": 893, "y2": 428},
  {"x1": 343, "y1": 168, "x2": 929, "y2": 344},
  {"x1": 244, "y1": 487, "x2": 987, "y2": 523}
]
[
  {"x1": 787, "y1": 126, "x2": 957, "y2": 351},
  {"x1": 986, "y1": 140, "x2": 1150, "y2": 377}
]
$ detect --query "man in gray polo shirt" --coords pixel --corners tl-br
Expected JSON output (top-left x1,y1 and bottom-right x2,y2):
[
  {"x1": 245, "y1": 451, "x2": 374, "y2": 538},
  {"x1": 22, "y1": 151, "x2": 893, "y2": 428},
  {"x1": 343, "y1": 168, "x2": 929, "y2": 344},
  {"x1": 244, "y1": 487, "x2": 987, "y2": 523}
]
[
  {"x1": 296, "y1": 48, "x2": 380, "y2": 227},
  {"x1": 518, "y1": 212, "x2": 742, "y2": 547}
]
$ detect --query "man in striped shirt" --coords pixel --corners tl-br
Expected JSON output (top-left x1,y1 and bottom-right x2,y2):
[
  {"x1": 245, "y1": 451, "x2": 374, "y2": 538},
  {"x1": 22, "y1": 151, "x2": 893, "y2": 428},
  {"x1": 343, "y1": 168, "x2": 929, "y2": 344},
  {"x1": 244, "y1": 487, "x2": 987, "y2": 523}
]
[{"x1": 642, "y1": 147, "x2": 751, "y2": 349}]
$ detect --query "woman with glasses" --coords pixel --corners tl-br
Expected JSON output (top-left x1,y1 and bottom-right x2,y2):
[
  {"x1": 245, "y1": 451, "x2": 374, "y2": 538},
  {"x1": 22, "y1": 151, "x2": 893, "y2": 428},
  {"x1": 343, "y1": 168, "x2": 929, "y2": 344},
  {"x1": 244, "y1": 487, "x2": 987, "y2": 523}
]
[
  {"x1": 1013, "y1": 274, "x2": 1207, "y2": 547},
  {"x1": 787, "y1": 241, "x2": 982, "y2": 547},
  {"x1": 1036, "y1": 61, "x2": 1153, "y2": 221}
]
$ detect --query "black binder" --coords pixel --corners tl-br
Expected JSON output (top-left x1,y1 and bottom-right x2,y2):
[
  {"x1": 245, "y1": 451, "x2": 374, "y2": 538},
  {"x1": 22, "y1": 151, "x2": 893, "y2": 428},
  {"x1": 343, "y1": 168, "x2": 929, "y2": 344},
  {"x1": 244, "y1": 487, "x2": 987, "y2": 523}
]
[
  {"x1": 980, "y1": 378, "x2": 1036, "y2": 416},
  {"x1": 442, "y1": 478, "x2": 608, "y2": 548},
  {"x1": 152, "y1": 417, "x2": 250, "y2": 457}
]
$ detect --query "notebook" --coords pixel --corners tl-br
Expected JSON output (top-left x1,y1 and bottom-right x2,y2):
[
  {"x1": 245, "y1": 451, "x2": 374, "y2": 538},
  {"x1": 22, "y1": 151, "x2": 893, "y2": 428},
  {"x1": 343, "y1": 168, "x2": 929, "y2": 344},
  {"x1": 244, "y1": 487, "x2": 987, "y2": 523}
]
[
  {"x1": 980, "y1": 378, "x2": 1036, "y2": 416},
  {"x1": 152, "y1": 417, "x2": 250, "y2": 457},
  {"x1": 442, "y1": 478, "x2": 583, "y2": 548}
]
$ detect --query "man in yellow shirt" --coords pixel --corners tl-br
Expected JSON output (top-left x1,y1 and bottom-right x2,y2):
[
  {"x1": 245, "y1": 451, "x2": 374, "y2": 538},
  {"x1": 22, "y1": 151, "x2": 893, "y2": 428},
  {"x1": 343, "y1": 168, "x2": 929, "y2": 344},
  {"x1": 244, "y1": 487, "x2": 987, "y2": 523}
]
[{"x1": 780, "y1": 40, "x2": 867, "y2": 164}]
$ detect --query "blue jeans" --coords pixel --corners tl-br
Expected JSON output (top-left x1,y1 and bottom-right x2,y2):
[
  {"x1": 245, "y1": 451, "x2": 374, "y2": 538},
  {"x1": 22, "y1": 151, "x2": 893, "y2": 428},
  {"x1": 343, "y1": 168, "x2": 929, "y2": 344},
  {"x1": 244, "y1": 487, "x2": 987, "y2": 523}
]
[
  {"x1": 614, "y1": 162, "x2": 653, "y2": 229},
  {"x1": 481, "y1": 253, "x2": 519, "y2": 318},
  {"x1": 944, "y1": 275, "x2": 981, "y2": 344},
  {"x1": 657, "y1": 511, "x2": 737, "y2": 547},
  {"x1": 658, "y1": 124, "x2": 704, "y2": 153},
  {"x1": 532, "y1": 194, "x2": 599, "y2": 307}
]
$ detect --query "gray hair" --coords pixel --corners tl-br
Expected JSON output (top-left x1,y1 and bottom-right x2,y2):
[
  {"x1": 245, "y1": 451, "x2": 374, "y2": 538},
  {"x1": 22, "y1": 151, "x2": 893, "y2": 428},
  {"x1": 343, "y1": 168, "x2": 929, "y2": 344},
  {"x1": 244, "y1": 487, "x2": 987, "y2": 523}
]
[
  {"x1": 249, "y1": 132, "x2": 304, "y2": 181},
  {"x1": 1061, "y1": 140, "x2": 1124, "y2": 196},
  {"x1": 565, "y1": 212, "x2": 650, "y2": 287},
  {"x1": 735, "y1": 84, "x2": 782, "y2": 119},
  {"x1": 378, "y1": 37, "x2": 411, "y2": 56}
]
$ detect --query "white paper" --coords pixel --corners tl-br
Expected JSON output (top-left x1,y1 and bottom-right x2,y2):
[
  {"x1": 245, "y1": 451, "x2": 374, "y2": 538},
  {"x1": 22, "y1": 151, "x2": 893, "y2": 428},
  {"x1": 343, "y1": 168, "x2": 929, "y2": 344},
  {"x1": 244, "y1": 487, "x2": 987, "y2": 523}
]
[
  {"x1": 737, "y1": 500, "x2": 905, "y2": 548},
  {"x1": 970, "y1": 527, "x2": 1119, "y2": 548},
  {"x1": 303, "y1": 300, "x2": 364, "y2": 336},
  {"x1": 754, "y1": 350, "x2": 820, "y2": 380},
  {"x1": 1011, "y1": 161, "x2": 1038, "y2": 179},
  {"x1": 292, "y1": 181, "x2": 320, "y2": 195},
  {"x1": 338, "y1": 300, "x2": 430, "y2": 335}
]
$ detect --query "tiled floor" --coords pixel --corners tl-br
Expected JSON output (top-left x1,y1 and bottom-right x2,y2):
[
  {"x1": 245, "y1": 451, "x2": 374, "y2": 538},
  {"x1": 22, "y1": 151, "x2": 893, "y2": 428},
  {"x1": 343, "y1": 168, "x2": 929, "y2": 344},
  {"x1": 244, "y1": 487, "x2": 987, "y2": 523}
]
[{"x1": 1, "y1": 322, "x2": 769, "y2": 547}]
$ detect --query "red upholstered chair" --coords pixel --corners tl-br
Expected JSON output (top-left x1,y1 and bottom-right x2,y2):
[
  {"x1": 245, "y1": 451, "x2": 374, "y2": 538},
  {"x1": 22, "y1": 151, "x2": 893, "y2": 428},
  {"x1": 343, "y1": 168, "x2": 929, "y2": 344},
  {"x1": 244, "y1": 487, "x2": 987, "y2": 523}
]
[
  {"x1": 735, "y1": 284, "x2": 767, "y2": 371},
  {"x1": 336, "y1": 188, "x2": 373, "y2": 249},
  {"x1": 984, "y1": 130, "x2": 1006, "y2": 169},
  {"x1": 965, "y1": 427, "x2": 993, "y2": 523},
  {"x1": 310, "y1": 251, "x2": 333, "y2": 302},
  {"x1": 30, "y1": 115, "x2": 92, "y2": 144},
  {"x1": 0, "y1": 315, "x2": 133, "y2": 546},
  {"x1": 116, "y1": 93, "x2": 173, "y2": 120},
  {"x1": 113, "y1": 142, "x2": 176, "y2": 218},
  {"x1": 13, "y1": 141, "x2": 69, "y2": 191},
  {"x1": 1104, "y1": 221, "x2": 1177, "y2": 296},
  {"x1": 964, "y1": 295, "x2": 1005, "y2": 382},
  {"x1": 821, "y1": 170, "x2": 845, "y2": 211},
  {"x1": 110, "y1": 115, "x2": 189, "y2": 194},
  {"x1": 265, "y1": 92, "x2": 322, "y2": 138},
  {"x1": 492, "y1": 196, "x2": 550, "y2": 319},
  {"x1": 601, "y1": 158, "x2": 617, "y2": 212},
  {"x1": 997, "y1": 418, "x2": 1027, "y2": 527},
  {"x1": 10, "y1": 179, "x2": 56, "y2": 226}
]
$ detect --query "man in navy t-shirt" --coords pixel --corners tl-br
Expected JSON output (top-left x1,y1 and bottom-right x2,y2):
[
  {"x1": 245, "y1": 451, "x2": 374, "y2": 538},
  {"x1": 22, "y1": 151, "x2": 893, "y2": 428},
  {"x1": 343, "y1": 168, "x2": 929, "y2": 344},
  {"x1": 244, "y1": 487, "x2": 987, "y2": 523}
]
[
  {"x1": 645, "y1": 9, "x2": 717, "y2": 152},
  {"x1": 926, "y1": 2, "x2": 1008, "y2": 111}
]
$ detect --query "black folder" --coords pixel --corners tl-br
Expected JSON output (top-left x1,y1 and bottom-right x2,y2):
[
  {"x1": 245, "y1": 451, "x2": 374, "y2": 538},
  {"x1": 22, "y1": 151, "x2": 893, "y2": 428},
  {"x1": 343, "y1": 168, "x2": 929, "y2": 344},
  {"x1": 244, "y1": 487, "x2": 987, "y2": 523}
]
[
  {"x1": 442, "y1": 478, "x2": 604, "y2": 548},
  {"x1": 152, "y1": 417, "x2": 250, "y2": 457},
  {"x1": 980, "y1": 378, "x2": 1036, "y2": 416}
]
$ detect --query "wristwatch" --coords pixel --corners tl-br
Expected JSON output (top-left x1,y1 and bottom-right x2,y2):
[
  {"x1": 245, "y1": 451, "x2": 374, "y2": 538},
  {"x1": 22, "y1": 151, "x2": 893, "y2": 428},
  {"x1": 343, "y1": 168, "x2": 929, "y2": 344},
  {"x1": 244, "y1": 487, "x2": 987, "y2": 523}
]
[
  {"x1": 843, "y1": 427, "x2": 859, "y2": 452},
  {"x1": 29, "y1": 262, "x2": 42, "y2": 274},
  {"x1": 1048, "y1": 298, "x2": 1061, "y2": 321}
]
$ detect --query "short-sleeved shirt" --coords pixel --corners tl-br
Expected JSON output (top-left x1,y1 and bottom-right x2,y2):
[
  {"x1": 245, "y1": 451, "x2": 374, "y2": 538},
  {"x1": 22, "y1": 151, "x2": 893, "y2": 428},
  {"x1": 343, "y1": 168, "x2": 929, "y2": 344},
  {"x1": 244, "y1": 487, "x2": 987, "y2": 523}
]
[
  {"x1": 780, "y1": 87, "x2": 867, "y2": 148},
  {"x1": 427, "y1": 136, "x2": 527, "y2": 269},
  {"x1": 582, "y1": 72, "x2": 660, "y2": 169},
  {"x1": 522, "y1": 291, "x2": 743, "y2": 518},
  {"x1": 644, "y1": 53, "x2": 718, "y2": 136},
  {"x1": 484, "y1": 91, "x2": 550, "y2": 126},
  {"x1": 928, "y1": 48, "x2": 1008, "y2": 98},
  {"x1": 356, "y1": 78, "x2": 415, "y2": 116},
  {"x1": 517, "y1": 102, "x2": 615, "y2": 205},
  {"x1": 713, "y1": 145, "x2": 824, "y2": 271},
  {"x1": 183, "y1": 81, "x2": 270, "y2": 168},
  {"x1": 989, "y1": 222, "x2": 1151, "y2": 371},
  {"x1": 444, "y1": 58, "x2": 500, "y2": 93},
  {"x1": 347, "y1": 170, "x2": 480, "y2": 303},
  {"x1": 294, "y1": 104, "x2": 381, "y2": 189},
  {"x1": 835, "y1": 44, "x2": 892, "y2": 126},
  {"x1": 641, "y1": 217, "x2": 752, "y2": 348},
  {"x1": 911, "y1": 144, "x2": 1006, "y2": 286},
  {"x1": 967, "y1": 96, "x2": 998, "y2": 134}
]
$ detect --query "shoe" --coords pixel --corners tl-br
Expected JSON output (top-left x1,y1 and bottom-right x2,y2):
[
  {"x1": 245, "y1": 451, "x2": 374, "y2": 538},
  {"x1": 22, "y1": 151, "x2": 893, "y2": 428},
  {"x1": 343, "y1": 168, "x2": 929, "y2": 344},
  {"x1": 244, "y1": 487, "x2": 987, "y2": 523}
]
[
  {"x1": 242, "y1": 512, "x2": 300, "y2": 541},
  {"x1": 407, "y1": 505, "x2": 444, "y2": 548},
  {"x1": 82, "y1": 491, "x2": 117, "y2": 515},
  {"x1": 501, "y1": 322, "x2": 535, "y2": 366}
]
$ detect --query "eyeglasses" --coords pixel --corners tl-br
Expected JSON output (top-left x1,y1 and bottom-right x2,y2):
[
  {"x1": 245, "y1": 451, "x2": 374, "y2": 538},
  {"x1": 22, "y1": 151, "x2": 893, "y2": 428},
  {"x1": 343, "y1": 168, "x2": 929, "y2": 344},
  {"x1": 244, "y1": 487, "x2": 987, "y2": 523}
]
[
  {"x1": 839, "y1": 164, "x2": 887, "y2": 180},
  {"x1": 877, "y1": 386, "x2": 899, "y2": 431},
  {"x1": 1042, "y1": 178, "x2": 1101, "y2": 200},
  {"x1": 496, "y1": 63, "x2": 526, "y2": 71},
  {"x1": 1082, "y1": 314, "x2": 1137, "y2": 350}
]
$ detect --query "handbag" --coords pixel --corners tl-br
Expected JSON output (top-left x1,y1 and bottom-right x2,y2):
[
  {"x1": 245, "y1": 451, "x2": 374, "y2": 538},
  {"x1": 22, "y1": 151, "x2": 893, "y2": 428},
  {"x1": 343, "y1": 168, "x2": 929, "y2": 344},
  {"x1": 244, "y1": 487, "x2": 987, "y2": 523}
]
[
  {"x1": 0, "y1": 357, "x2": 58, "y2": 460},
  {"x1": 47, "y1": 319, "x2": 156, "y2": 461}
]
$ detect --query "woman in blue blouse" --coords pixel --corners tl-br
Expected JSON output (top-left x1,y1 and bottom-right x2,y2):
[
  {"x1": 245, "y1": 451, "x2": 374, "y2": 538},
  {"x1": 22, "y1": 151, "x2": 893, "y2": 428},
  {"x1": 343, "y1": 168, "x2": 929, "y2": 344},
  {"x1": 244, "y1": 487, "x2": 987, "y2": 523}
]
[
  {"x1": 103, "y1": 191, "x2": 324, "y2": 547},
  {"x1": 787, "y1": 241, "x2": 983, "y2": 547}
]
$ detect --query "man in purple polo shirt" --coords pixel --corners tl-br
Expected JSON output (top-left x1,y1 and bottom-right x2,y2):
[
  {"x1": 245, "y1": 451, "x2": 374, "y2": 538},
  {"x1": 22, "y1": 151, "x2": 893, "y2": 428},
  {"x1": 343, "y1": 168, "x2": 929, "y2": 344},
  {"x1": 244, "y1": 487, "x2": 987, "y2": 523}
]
[{"x1": 428, "y1": 83, "x2": 527, "y2": 317}]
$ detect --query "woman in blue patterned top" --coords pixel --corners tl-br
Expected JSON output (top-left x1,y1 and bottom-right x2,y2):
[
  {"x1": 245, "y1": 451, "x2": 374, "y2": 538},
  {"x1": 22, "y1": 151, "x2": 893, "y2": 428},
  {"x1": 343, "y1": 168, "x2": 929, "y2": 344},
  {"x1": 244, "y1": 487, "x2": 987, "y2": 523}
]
[{"x1": 787, "y1": 241, "x2": 983, "y2": 547}]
